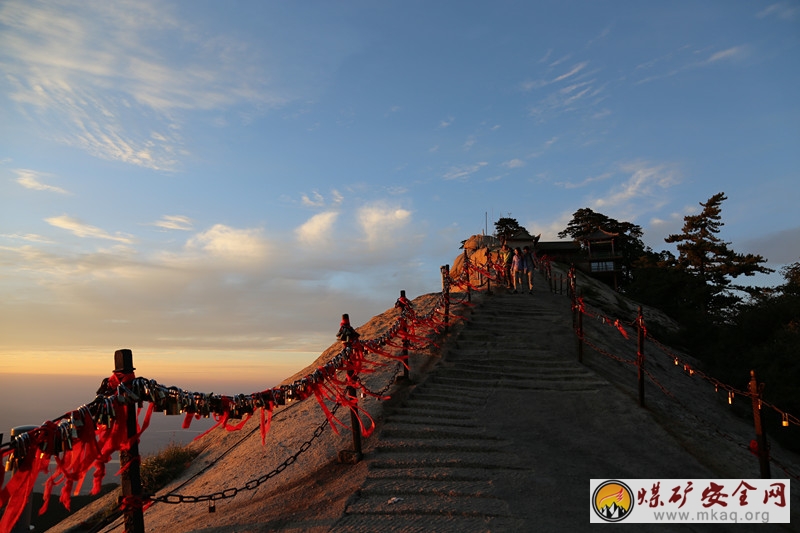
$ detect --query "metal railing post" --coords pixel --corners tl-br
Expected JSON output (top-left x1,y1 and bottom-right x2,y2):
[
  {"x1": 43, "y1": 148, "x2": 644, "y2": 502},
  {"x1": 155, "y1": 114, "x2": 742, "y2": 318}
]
[
  {"x1": 636, "y1": 308, "x2": 645, "y2": 408},
  {"x1": 441, "y1": 265, "x2": 450, "y2": 333},
  {"x1": 115, "y1": 349, "x2": 145, "y2": 533},
  {"x1": 749, "y1": 370, "x2": 771, "y2": 478}
]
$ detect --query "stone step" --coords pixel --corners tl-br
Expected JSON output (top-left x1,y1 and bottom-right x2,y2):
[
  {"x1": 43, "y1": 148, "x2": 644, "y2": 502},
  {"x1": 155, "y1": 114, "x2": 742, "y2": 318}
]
[
  {"x1": 331, "y1": 513, "x2": 521, "y2": 533},
  {"x1": 402, "y1": 390, "x2": 487, "y2": 405},
  {"x1": 383, "y1": 415, "x2": 483, "y2": 428},
  {"x1": 379, "y1": 425, "x2": 492, "y2": 440},
  {"x1": 343, "y1": 492, "x2": 511, "y2": 518},
  {"x1": 359, "y1": 477, "x2": 497, "y2": 498},
  {"x1": 365, "y1": 466, "x2": 501, "y2": 482},
  {"x1": 369, "y1": 450, "x2": 520, "y2": 469},
  {"x1": 374, "y1": 439, "x2": 507, "y2": 454}
]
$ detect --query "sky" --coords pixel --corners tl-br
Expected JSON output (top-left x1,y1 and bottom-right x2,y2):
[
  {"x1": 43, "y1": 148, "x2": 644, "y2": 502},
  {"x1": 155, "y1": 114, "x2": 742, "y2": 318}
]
[{"x1": 1, "y1": 0, "x2": 798, "y2": 390}]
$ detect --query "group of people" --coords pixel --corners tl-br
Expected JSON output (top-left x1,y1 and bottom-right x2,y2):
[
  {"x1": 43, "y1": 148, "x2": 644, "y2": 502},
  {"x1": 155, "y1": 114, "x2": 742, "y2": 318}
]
[{"x1": 500, "y1": 243, "x2": 537, "y2": 294}]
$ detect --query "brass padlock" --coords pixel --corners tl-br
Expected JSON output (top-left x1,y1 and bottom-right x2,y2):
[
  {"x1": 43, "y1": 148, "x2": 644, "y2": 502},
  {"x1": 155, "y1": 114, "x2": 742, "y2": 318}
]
[{"x1": 166, "y1": 396, "x2": 181, "y2": 416}]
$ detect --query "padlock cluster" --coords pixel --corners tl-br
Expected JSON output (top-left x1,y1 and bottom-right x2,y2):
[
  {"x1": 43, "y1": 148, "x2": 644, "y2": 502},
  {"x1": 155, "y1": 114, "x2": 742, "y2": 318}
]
[
  {"x1": 3, "y1": 406, "x2": 93, "y2": 473},
  {"x1": 0, "y1": 288, "x2": 455, "y2": 528}
]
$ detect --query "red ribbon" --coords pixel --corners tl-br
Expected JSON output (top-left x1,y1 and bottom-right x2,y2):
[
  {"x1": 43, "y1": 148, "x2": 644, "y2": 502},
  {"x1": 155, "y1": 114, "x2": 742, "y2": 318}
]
[
  {"x1": 0, "y1": 427, "x2": 53, "y2": 531},
  {"x1": 613, "y1": 319, "x2": 630, "y2": 339}
]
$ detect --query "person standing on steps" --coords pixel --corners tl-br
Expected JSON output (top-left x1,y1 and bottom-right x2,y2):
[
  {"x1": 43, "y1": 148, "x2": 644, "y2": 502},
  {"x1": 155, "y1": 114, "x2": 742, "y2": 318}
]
[
  {"x1": 500, "y1": 243, "x2": 513, "y2": 289},
  {"x1": 522, "y1": 245, "x2": 535, "y2": 295},
  {"x1": 512, "y1": 247, "x2": 525, "y2": 293}
]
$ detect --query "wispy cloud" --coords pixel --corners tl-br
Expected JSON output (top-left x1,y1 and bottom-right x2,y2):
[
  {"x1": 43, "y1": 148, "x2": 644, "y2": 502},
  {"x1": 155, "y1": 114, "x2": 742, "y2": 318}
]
[
  {"x1": 14, "y1": 169, "x2": 69, "y2": 194},
  {"x1": 46, "y1": 214, "x2": 135, "y2": 243},
  {"x1": 0, "y1": 233, "x2": 54, "y2": 244},
  {"x1": 592, "y1": 161, "x2": 681, "y2": 214},
  {"x1": 502, "y1": 159, "x2": 525, "y2": 169},
  {"x1": 301, "y1": 191, "x2": 326, "y2": 207},
  {"x1": 442, "y1": 162, "x2": 488, "y2": 181},
  {"x1": 556, "y1": 171, "x2": 613, "y2": 189},
  {"x1": 757, "y1": 2, "x2": 797, "y2": 20},
  {"x1": 438, "y1": 117, "x2": 454, "y2": 128},
  {"x1": 521, "y1": 61, "x2": 588, "y2": 92},
  {"x1": 150, "y1": 215, "x2": 193, "y2": 231},
  {"x1": 706, "y1": 46, "x2": 748, "y2": 63},
  {"x1": 301, "y1": 190, "x2": 344, "y2": 208},
  {"x1": 553, "y1": 62, "x2": 588, "y2": 83},
  {"x1": 634, "y1": 45, "x2": 749, "y2": 85},
  {"x1": 0, "y1": 0, "x2": 292, "y2": 170}
]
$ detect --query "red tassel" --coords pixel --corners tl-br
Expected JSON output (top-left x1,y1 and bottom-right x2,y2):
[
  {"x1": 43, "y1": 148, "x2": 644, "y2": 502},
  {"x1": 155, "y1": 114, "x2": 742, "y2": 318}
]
[
  {"x1": 614, "y1": 319, "x2": 630, "y2": 339},
  {"x1": 0, "y1": 432, "x2": 52, "y2": 532}
]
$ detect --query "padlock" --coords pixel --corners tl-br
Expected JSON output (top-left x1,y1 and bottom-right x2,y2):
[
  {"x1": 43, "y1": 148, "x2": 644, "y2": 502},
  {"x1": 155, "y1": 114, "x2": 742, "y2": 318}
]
[
  {"x1": 273, "y1": 388, "x2": 285, "y2": 406},
  {"x1": 106, "y1": 398, "x2": 116, "y2": 420},
  {"x1": 163, "y1": 396, "x2": 175, "y2": 415}
]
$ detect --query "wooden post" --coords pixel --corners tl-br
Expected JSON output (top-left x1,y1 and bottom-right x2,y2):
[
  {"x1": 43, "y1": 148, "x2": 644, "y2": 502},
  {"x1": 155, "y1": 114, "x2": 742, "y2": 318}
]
[
  {"x1": 346, "y1": 369, "x2": 363, "y2": 461},
  {"x1": 463, "y1": 250, "x2": 471, "y2": 303},
  {"x1": 636, "y1": 307, "x2": 645, "y2": 408},
  {"x1": 569, "y1": 265, "x2": 576, "y2": 301},
  {"x1": 399, "y1": 290, "x2": 410, "y2": 380},
  {"x1": 441, "y1": 265, "x2": 450, "y2": 333},
  {"x1": 748, "y1": 370, "x2": 771, "y2": 479},
  {"x1": 576, "y1": 297, "x2": 584, "y2": 364},
  {"x1": 114, "y1": 349, "x2": 145, "y2": 533}
]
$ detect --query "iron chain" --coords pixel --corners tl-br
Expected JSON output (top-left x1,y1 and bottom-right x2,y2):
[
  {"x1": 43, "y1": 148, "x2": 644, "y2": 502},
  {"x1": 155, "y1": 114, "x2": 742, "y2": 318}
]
[{"x1": 149, "y1": 403, "x2": 338, "y2": 505}]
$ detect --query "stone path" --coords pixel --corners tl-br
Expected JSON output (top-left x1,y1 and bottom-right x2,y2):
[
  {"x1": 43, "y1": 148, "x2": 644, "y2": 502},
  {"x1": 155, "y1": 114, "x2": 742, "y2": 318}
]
[
  {"x1": 329, "y1": 275, "x2": 796, "y2": 533},
  {"x1": 331, "y1": 279, "x2": 618, "y2": 532}
]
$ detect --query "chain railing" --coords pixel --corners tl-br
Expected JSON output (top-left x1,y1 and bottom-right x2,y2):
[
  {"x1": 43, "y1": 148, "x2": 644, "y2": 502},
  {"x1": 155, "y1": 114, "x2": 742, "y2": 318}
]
[{"x1": 2, "y1": 250, "x2": 797, "y2": 533}]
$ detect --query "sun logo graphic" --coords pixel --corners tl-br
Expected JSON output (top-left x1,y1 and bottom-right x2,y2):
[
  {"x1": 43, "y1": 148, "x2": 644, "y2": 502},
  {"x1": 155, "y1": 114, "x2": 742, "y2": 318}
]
[{"x1": 592, "y1": 480, "x2": 634, "y2": 522}]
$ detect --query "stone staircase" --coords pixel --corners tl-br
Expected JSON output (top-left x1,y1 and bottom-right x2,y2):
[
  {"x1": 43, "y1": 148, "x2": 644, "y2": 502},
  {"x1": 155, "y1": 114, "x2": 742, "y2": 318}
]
[{"x1": 331, "y1": 278, "x2": 608, "y2": 532}]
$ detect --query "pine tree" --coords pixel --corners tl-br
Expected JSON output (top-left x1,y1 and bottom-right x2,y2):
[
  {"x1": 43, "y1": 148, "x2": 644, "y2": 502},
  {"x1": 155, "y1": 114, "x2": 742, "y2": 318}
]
[
  {"x1": 494, "y1": 217, "x2": 525, "y2": 242},
  {"x1": 665, "y1": 192, "x2": 772, "y2": 315}
]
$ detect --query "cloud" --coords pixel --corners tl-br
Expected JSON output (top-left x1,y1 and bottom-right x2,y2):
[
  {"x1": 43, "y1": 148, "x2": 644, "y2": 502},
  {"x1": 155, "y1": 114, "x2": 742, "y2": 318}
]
[
  {"x1": 463, "y1": 135, "x2": 477, "y2": 150},
  {"x1": 592, "y1": 161, "x2": 680, "y2": 213},
  {"x1": 502, "y1": 159, "x2": 525, "y2": 169},
  {"x1": 150, "y1": 215, "x2": 193, "y2": 231},
  {"x1": 301, "y1": 191, "x2": 326, "y2": 207},
  {"x1": 528, "y1": 137, "x2": 559, "y2": 159},
  {"x1": 442, "y1": 162, "x2": 488, "y2": 181},
  {"x1": 553, "y1": 62, "x2": 588, "y2": 83},
  {"x1": 0, "y1": 233, "x2": 54, "y2": 244},
  {"x1": 741, "y1": 226, "x2": 800, "y2": 265},
  {"x1": 46, "y1": 215, "x2": 135, "y2": 243},
  {"x1": 556, "y1": 171, "x2": 613, "y2": 189},
  {"x1": 706, "y1": 46, "x2": 747, "y2": 63},
  {"x1": 634, "y1": 44, "x2": 749, "y2": 85},
  {"x1": 0, "y1": 206, "x2": 442, "y2": 361},
  {"x1": 301, "y1": 189, "x2": 344, "y2": 208},
  {"x1": 295, "y1": 211, "x2": 339, "y2": 247},
  {"x1": 757, "y1": 3, "x2": 797, "y2": 20},
  {"x1": 357, "y1": 204, "x2": 411, "y2": 249},
  {"x1": 438, "y1": 117, "x2": 454, "y2": 128},
  {"x1": 14, "y1": 169, "x2": 69, "y2": 194},
  {"x1": 0, "y1": 0, "x2": 294, "y2": 170},
  {"x1": 185, "y1": 224, "x2": 268, "y2": 263}
]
